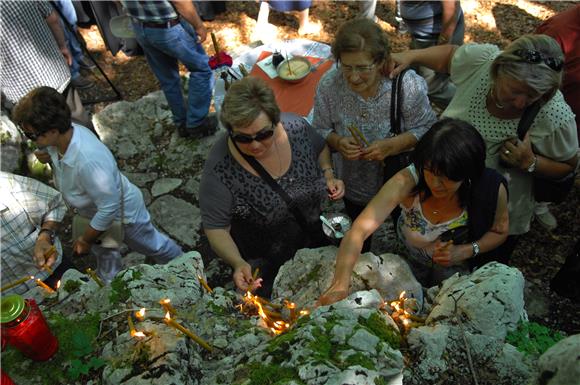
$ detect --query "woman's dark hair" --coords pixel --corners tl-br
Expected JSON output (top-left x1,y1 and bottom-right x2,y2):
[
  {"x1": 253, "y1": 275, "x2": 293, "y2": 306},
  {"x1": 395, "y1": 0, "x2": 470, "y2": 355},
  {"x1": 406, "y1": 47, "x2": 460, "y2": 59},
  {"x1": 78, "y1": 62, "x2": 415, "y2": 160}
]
[
  {"x1": 412, "y1": 118, "x2": 486, "y2": 207},
  {"x1": 12, "y1": 87, "x2": 71, "y2": 134}
]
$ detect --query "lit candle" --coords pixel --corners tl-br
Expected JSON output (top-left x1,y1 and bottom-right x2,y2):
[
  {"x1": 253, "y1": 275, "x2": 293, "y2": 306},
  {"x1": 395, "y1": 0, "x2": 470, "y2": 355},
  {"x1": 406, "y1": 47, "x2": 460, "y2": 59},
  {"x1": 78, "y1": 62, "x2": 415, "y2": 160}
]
[
  {"x1": 197, "y1": 275, "x2": 213, "y2": 293},
  {"x1": 128, "y1": 314, "x2": 136, "y2": 335},
  {"x1": 163, "y1": 312, "x2": 213, "y2": 352},
  {"x1": 135, "y1": 308, "x2": 146, "y2": 322},
  {"x1": 252, "y1": 268, "x2": 260, "y2": 281},
  {"x1": 285, "y1": 300, "x2": 296, "y2": 320},
  {"x1": 56, "y1": 280, "x2": 61, "y2": 290},
  {"x1": 85, "y1": 268, "x2": 105, "y2": 288},
  {"x1": 35, "y1": 278, "x2": 55, "y2": 294},
  {"x1": 42, "y1": 246, "x2": 57, "y2": 275},
  {"x1": 1, "y1": 276, "x2": 33, "y2": 292},
  {"x1": 159, "y1": 299, "x2": 177, "y2": 316}
]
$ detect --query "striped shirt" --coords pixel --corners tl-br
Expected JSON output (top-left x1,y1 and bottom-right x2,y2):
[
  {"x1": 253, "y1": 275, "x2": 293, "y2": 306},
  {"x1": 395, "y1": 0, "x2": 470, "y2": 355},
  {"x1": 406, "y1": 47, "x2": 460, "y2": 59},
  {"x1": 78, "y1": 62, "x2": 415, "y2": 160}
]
[
  {"x1": 0, "y1": 1, "x2": 70, "y2": 105},
  {"x1": 122, "y1": 0, "x2": 178, "y2": 23},
  {"x1": 1, "y1": 172, "x2": 66, "y2": 294}
]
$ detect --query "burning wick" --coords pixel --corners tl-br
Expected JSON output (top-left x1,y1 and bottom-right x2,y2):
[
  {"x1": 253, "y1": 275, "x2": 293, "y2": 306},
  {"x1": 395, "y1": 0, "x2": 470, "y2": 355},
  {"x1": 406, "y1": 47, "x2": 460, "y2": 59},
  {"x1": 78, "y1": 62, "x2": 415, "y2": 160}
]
[
  {"x1": 56, "y1": 280, "x2": 61, "y2": 290},
  {"x1": 135, "y1": 308, "x2": 146, "y2": 322},
  {"x1": 1, "y1": 275, "x2": 33, "y2": 292},
  {"x1": 163, "y1": 312, "x2": 213, "y2": 352},
  {"x1": 128, "y1": 314, "x2": 146, "y2": 338},
  {"x1": 159, "y1": 299, "x2": 177, "y2": 316},
  {"x1": 285, "y1": 300, "x2": 297, "y2": 320},
  {"x1": 197, "y1": 275, "x2": 213, "y2": 293},
  {"x1": 35, "y1": 277, "x2": 55, "y2": 293},
  {"x1": 85, "y1": 268, "x2": 105, "y2": 288}
]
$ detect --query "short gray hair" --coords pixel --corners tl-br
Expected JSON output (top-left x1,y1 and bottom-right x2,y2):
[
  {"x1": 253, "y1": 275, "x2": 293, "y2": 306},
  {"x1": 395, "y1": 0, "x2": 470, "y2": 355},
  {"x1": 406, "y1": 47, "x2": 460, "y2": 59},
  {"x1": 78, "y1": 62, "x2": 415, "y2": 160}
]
[{"x1": 490, "y1": 34, "x2": 563, "y2": 103}]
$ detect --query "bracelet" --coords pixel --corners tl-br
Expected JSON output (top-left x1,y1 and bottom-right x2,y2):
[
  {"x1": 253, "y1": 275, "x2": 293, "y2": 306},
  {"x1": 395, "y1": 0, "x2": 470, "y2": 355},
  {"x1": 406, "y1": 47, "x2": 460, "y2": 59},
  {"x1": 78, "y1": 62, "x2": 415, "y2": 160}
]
[{"x1": 38, "y1": 228, "x2": 55, "y2": 245}]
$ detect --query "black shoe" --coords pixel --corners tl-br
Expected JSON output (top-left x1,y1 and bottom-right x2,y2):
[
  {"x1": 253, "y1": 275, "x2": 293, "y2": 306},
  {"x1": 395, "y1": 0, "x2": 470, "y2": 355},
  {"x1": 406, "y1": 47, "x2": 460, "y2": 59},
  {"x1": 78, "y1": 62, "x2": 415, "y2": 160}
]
[
  {"x1": 179, "y1": 115, "x2": 218, "y2": 139},
  {"x1": 79, "y1": 57, "x2": 96, "y2": 70},
  {"x1": 71, "y1": 76, "x2": 95, "y2": 90}
]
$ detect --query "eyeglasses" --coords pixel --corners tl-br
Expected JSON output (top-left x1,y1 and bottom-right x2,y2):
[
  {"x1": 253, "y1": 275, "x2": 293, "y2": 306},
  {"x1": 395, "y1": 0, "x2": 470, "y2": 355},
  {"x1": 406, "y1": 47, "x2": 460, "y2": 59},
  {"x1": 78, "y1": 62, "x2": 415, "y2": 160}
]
[
  {"x1": 513, "y1": 49, "x2": 563, "y2": 71},
  {"x1": 19, "y1": 128, "x2": 40, "y2": 141},
  {"x1": 230, "y1": 125, "x2": 275, "y2": 144},
  {"x1": 339, "y1": 62, "x2": 376, "y2": 75}
]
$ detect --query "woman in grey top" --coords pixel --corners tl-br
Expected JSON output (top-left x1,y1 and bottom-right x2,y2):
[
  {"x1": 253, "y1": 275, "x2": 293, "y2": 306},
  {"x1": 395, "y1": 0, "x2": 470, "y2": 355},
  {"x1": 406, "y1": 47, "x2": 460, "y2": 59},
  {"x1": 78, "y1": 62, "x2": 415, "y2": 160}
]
[
  {"x1": 312, "y1": 18, "x2": 437, "y2": 252},
  {"x1": 200, "y1": 77, "x2": 344, "y2": 297}
]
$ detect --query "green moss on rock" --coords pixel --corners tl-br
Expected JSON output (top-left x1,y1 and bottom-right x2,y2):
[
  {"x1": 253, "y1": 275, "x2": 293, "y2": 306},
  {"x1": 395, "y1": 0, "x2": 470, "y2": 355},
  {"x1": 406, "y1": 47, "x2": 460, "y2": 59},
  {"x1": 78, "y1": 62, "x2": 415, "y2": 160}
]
[{"x1": 358, "y1": 313, "x2": 400, "y2": 350}]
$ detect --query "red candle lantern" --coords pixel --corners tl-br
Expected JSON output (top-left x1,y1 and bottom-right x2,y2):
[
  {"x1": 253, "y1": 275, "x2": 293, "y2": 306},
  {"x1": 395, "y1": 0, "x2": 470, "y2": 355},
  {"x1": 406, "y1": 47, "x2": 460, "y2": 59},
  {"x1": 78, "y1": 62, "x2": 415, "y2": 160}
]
[{"x1": 1, "y1": 295, "x2": 58, "y2": 361}]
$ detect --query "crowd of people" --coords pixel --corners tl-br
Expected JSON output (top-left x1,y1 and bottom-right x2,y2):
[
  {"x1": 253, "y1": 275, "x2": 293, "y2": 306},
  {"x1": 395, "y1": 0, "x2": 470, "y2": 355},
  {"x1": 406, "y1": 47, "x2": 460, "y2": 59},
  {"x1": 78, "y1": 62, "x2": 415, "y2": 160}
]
[{"x1": 1, "y1": 2, "x2": 578, "y2": 304}]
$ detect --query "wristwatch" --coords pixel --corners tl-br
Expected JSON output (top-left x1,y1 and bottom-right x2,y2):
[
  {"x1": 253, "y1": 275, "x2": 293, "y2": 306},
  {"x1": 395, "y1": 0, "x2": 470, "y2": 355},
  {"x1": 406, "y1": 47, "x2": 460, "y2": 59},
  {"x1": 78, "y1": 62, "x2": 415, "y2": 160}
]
[
  {"x1": 526, "y1": 155, "x2": 538, "y2": 173},
  {"x1": 471, "y1": 241, "x2": 480, "y2": 258},
  {"x1": 38, "y1": 228, "x2": 56, "y2": 245}
]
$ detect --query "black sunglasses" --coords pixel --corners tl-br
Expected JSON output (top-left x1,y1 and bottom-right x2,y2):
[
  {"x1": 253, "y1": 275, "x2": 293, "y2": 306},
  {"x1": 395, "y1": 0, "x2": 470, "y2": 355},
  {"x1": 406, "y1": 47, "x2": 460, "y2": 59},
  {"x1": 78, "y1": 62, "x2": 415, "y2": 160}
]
[
  {"x1": 513, "y1": 49, "x2": 563, "y2": 71},
  {"x1": 230, "y1": 125, "x2": 275, "y2": 144},
  {"x1": 20, "y1": 128, "x2": 40, "y2": 141}
]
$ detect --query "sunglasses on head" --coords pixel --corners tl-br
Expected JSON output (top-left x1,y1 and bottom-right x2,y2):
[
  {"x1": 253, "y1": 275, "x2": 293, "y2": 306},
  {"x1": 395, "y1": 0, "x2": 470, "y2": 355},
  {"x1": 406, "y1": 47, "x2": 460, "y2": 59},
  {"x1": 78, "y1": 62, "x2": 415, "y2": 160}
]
[
  {"x1": 230, "y1": 125, "x2": 275, "y2": 144},
  {"x1": 513, "y1": 49, "x2": 563, "y2": 71}
]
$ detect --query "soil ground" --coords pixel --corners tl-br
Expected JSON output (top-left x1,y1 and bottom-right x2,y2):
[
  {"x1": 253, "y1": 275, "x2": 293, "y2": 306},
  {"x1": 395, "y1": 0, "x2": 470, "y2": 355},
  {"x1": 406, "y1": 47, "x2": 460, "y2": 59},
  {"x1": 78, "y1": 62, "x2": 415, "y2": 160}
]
[{"x1": 75, "y1": 1, "x2": 579, "y2": 335}]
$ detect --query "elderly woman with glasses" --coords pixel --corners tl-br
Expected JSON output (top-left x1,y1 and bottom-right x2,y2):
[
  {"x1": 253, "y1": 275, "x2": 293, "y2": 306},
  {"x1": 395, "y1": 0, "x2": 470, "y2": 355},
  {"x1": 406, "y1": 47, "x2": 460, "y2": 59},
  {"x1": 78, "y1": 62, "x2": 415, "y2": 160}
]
[
  {"x1": 200, "y1": 77, "x2": 344, "y2": 297},
  {"x1": 312, "y1": 18, "x2": 437, "y2": 253},
  {"x1": 389, "y1": 34, "x2": 579, "y2": 263}
]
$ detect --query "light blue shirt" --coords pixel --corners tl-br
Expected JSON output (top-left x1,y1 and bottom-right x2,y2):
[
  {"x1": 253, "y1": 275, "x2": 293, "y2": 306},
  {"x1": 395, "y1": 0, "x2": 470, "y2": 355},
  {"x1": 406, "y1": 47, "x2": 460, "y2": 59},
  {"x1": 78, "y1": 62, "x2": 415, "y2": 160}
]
[{"x1": 48, "y1": 124, "x2": 149, "y2": 230}]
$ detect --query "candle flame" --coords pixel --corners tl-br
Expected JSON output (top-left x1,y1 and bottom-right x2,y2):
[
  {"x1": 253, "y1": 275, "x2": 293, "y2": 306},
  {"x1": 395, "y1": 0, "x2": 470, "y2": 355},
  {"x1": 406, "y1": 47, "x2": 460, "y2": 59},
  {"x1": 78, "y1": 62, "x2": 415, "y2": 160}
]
[
  {"x1": 30, "y1": 276, "x2": 35, "y2": 279},
  {"x1": 138, "y1": 308, "x2": 146, "y2": 318},
  {"x1": 165, "y1": 311, "x2": 171, "y2": 320},
  {"x1": 132, "y1": 331, "x2": 146, "y2": 338},
  {"x1": 56, "y1": 280, "x2": 61, "y2": 289},
  {"x1": 399, "y1": 291, "x2": 406, "y2": 299},
  {"x1": 162, "y1": 298, "x2": 170, "y2": 304}
]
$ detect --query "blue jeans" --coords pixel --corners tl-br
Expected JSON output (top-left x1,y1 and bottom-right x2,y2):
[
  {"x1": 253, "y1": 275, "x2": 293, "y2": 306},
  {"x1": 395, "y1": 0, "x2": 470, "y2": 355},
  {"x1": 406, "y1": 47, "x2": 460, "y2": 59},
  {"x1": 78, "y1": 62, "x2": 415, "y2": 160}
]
[
  {"x1": 131, "y1": 20, "x2": 213, "y2": 128},
  {"x1": 54, "y1": 0, "x2": 83, "y2": 79}
]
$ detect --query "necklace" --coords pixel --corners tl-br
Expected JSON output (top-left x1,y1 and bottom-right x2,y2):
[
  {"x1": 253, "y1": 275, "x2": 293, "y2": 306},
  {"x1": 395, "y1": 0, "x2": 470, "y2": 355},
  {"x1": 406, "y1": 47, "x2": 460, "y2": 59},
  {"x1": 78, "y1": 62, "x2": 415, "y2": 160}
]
[{"x1": 489, "y1": 87, "x2": 504, "y2": 109}]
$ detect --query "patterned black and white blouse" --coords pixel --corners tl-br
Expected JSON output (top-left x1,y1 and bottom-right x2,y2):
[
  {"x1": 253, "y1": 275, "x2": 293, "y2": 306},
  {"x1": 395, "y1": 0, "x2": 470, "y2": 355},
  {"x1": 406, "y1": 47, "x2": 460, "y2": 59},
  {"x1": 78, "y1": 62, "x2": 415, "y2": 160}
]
[{"x1": 200, "y1": 113, "x2": 326, "y2": 262}]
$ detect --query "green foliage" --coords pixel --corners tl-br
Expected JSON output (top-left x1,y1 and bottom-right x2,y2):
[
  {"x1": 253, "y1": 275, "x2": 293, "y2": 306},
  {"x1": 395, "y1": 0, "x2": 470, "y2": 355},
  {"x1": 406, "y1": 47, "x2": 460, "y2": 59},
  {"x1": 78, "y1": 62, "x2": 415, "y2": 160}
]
[
  {"x1": 1, "y1": 312, "x2": 103, "y2": 385},
  {"x1": 243, "y1": 362, "x2": 304, "y2": 385},
  {"x1": 63, "y1": 279, "x2": 82, "y2": 294},
  {"x1": 506, "y1": 321, "x2": 565, "y2": 357},
  {"x1": 109, "y1": 275, "x2": 130, "y2": 304},
  {"x1": 309, "y1": 326, "x2": 332, "y2": 360},
  {"x1": 343, "y1": 352, "x2": 376, "y2": 370},
  {"x1": 358, "y1": 313, "x2": 400, "y2": 350}
]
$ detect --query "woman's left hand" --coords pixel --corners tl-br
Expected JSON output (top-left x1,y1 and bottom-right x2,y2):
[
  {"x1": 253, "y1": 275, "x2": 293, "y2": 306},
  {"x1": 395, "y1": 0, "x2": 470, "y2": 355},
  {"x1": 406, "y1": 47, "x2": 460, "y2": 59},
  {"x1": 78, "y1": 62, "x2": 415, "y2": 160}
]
[
  {"x1": 326, "y1": 177, "x2": 345, "y2": 200},
  {"x1": 73, "y1": 236, "x2": 92, "y2": 256},
  {"x1": 432, "y1": 240, "x2": 470, "y2": 266},
  {"x1": 361, "y1": 138, "x2": 397, "y2": 162},
  {"x1": 500, "y1": 132, "x2": 535, "y2": 170}
]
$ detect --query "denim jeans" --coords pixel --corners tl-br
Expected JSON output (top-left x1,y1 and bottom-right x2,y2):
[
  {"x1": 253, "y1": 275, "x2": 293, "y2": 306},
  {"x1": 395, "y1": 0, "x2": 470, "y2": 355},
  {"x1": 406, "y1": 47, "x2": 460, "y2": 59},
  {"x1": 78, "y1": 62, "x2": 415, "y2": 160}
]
[
  {"x1": 54, "y1": 0, "x2": 84, "y2": 79},
  {"x1": 91, "y1": 219, "x2": 183, "y2": 284},
  {"x1": 131, "y1": 20, "x2": 213, "y2": 128}
]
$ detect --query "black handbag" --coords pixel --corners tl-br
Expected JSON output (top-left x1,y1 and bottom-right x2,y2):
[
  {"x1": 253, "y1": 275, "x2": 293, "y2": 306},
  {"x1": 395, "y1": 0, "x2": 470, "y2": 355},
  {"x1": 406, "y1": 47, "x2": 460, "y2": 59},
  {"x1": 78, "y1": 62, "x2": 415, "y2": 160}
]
[
  {"x1": 516, "y1": 103, "x2": 575, "y2": 204},
  {"x1": 383, "y1": 69, "x2": 413, "y2": 182}
]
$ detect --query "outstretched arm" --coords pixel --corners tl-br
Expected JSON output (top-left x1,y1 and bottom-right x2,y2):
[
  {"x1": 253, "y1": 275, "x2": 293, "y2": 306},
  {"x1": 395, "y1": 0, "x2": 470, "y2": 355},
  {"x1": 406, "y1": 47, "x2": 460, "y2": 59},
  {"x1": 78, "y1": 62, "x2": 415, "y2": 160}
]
[
  {"x1": 318, "y1": 167, "x2": 416, "y2": 305},
  {"x1": 388, "y1": 44, "x2": 458, "y2": 78}
]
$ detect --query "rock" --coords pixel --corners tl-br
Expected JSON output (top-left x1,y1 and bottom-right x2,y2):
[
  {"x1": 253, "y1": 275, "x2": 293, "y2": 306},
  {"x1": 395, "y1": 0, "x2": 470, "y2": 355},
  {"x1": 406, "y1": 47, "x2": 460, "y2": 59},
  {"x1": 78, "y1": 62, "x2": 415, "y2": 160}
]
[
  {"x1": 151, "y1": 178, "x2": 183, "y2": 197},
  {"x1": 148, "y1": 195, "x2": 201, "y2": 247},
  {"x1": 124, "y1": 172, "x2": 158, "y2": 187},
  {"x1": 141, "y1": 187, "x2": 152, "y2": 206},
  {"x1": 426, "y1": 262, "x2": 525, "y2": 339},
  {"x1": 272, "y1": 246, "x2": 423, "y2": 309},
  {"x1": 122, "y1": 251, "x2": 147, "y2": 269},
  {"x1": 536, "y1": 334, "x2": 580, "y2": 385},
  {"x1": 182, "y1": 175, "x2": 201, "y2": 199},
  {"x1": 1, "y1": 115, "x2": 22, "y2": 173}
]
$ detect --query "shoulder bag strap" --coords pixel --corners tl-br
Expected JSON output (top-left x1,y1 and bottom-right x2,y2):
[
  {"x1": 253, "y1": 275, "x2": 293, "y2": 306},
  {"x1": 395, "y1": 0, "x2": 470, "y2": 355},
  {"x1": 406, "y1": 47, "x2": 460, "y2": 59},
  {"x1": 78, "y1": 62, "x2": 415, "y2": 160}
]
[
  {"x1": 231, "y1": 140, "x2": 310, "y2": 232},
  {"x1": 390, "y1": 69, "x2": 409, "y2": 135},
  {"x1": 516, "y1": 101, "x2": 542, "y2": 140}
]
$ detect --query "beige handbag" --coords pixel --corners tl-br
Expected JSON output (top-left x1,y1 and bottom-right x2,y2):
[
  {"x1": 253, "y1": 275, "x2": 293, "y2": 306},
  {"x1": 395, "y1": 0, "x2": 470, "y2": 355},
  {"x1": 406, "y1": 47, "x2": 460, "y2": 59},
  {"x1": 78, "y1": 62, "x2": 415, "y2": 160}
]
[{"x1": 71, "y1": 177, "x2": 125, "y2": 249}]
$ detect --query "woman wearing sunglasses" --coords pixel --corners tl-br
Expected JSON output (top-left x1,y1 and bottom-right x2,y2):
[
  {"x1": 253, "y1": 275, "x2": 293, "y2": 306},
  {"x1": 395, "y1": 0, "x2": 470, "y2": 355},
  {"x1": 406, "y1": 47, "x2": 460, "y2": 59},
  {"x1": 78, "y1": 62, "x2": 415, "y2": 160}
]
[
  {"x1": 200, "y1": 77, "x2": 344, "y2": 297},
  {"x1": 312, "y1": 18, "x2": 437, "y2": 253},
  {"x1": 389, "y1": 34, "x2": 578, "y2": 263}
]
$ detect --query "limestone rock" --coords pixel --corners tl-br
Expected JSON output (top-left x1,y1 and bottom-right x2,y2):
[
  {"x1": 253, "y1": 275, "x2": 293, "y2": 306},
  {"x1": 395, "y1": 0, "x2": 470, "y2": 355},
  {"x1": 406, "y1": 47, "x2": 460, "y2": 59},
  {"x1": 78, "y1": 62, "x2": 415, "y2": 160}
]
[
  {"x1": 151, "y1": 178, "x2": 183, "y2": 197},
  {"x1": 1, "y1": 115, "x2": 22, "y2": 173},
  {"x1": 272, "y1": 246, "x2": 423, "y2": 309},
  {"x1": 536, "y1": 334, "x2": 580, "y2": 385},
  {"x1": 124, "y1": 172, "x2": 158, "y2": 187},
  {"x1": 426, "y1": 262, "x2": 525, "y2": 338},
  {"x1": 148, "y1": 195, "x2": 201, "y2": 247}
]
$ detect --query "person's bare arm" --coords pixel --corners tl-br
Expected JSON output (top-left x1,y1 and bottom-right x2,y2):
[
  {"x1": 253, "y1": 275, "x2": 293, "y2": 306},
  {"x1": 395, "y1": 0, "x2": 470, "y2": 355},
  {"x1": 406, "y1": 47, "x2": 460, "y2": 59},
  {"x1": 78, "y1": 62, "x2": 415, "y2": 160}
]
[
  {"x1": 318, "y1": 168, "x2": 416, "y2": 305},
  {"x1": 389, "y1": 45, "x2": 458, "y2": 78},
  {"x1": 171, "y1": 0, "x2": 207, "y2": 42},
  {"x1": 438, "y1": 0, "x2": 459, "y2": 44},
  {"x1": 205, "y1": 227, "x2": 253, "y2": 291},
  {"x1": 45, "y1": 10, "x2": 72, "y2": 65}
]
